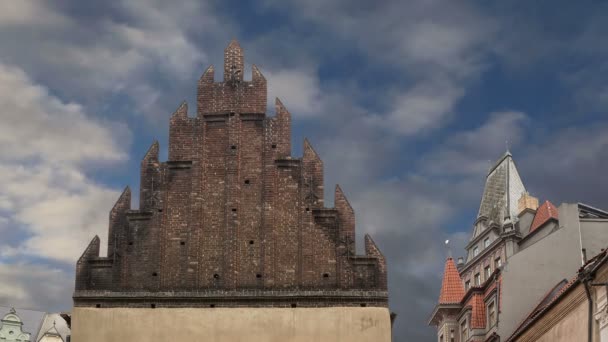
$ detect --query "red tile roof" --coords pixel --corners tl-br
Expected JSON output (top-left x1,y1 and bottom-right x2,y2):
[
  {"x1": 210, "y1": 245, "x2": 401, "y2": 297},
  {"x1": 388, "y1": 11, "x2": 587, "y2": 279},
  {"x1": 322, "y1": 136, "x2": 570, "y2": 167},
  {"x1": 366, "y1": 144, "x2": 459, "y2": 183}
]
[
  {"x1": 530, "y1": 200, "x2": 558, "y2": 233},
  {"x1": 439, "y1": 257, "x2": 465, "y2": 304},
  {"x1": 468, "y1": 293, "x2": 487, "y2": 329}
]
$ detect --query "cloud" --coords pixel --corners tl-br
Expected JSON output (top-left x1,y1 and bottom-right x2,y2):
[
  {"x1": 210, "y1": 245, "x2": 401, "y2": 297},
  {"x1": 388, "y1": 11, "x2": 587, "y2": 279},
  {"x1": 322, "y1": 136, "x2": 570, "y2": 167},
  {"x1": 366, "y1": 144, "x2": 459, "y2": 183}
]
[
  {"x1": 0, "y1": 1, "x2": 227, "y2": 121},
  {"x1": 266, "y1": 69, "x2": 322, "y2": 117},
  {"x1": 420, "y1": 111, "x2": 528, "y2": 176},
  {"x1": 0, "y1": 262, "x2": 73, "y2": 312},
  {"x1": 372, "y1": 77, "x2": 466, "y2": 136},
  {"x1": 0, "y1": 63, "x2": 127, "y2": 263}
]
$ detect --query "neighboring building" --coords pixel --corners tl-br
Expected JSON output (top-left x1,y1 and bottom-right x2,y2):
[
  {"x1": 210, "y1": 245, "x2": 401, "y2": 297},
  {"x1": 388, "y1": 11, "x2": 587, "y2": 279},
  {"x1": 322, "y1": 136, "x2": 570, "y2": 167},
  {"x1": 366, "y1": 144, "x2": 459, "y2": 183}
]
[
  {"x1": 506, "y1": 247, "x2": 608, "y2": 342},
  {"x1": 0, "y1": 307, "x2": 70, "y2": 342},
  {"x1": 71, "y1": 41, "x2": 391, "y2": 341},
  {"x1": 0, "y1": 308, "x2": 31, "y2": 342},
  {"x1": 429, "y1": 152, "x2": 608, "y2": 341}
]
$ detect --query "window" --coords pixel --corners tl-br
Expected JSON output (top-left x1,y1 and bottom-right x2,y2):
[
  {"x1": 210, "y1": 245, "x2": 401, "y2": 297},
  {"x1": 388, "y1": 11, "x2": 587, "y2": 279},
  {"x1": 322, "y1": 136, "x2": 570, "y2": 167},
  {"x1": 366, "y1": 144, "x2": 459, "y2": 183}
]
[
  {"x1": 461, "y1": 320, "x2": 468, "y2": 341},
  {"x1": 450, "y1": 329, "x2": 455, "y2": 342},
  {"x1": 475, "y1": 273, "x2": 481, "y2": 286},
  {"x1": 465, "y1": 280, "x2": 470, "y2": 291},
  {"x1": 484, "y1": 238, "x2": 490, "y2": 248},
  {"x1": 488, "y1": 301, "x2": 496, "y2": 327},
  {"x1": 495, "y1": 257, "x2": 502, "y2": 268},
  {"x1": 485, "y1": 266, "x2": 491, "y2": 279},
  {"x1": 473, "y1": 246, "x2": 479, "y2": 257}
]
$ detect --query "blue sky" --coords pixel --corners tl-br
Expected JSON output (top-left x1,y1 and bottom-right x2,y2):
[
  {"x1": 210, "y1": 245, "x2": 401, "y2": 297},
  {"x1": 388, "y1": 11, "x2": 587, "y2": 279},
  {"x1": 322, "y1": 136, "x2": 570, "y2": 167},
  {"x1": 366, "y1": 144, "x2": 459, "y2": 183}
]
[{"x1": 0, "y1": 1, "x2": 607, "y2": 340}]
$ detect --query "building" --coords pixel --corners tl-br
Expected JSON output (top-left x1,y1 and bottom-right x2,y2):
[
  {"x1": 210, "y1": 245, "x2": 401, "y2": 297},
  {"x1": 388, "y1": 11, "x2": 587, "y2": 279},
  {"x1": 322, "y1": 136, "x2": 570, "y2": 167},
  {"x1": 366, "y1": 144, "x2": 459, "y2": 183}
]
[
  {"x1": 506, "y1": 247, "x2": 608, "y2": 341},
  {"x1": 0, "y1": 307, "x2": 70, "y2": 342},
  {"x1": 429, "y1": 152, "x2": 608, "y2": 341},
  {"x1": 71, "y1": 41, "x2": 391, "y2": 342},
  {"x1": 0, "y1": 308, "x2": 31, "y2": 342}
]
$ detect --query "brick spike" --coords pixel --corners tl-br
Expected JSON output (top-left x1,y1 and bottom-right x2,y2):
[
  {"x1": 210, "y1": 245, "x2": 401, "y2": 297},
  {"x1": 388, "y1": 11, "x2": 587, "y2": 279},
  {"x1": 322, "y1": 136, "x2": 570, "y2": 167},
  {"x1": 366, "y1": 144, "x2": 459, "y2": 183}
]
[
  {"x1": 199, "y1": 65, "x2": 215, "y2": 84},
  {"x1": 251, "y1": 64, "x2": 266, "y2": 82},
  {"x1": 110, "y1": 186, "x2": 131, "y2": 213},
  {"x1": 77, "y1": 235, "x2": 100, "y2": 264},
  {"x1": 224, "y1": 39, "x2": 244, "y2": 82},
  {"x1": 275, "y1": 97, "x2": 290, "y2": 118},
  {"x1": 303, "y1": 138, "x2": 321, "y2": 161},
  {"x1": 171, "y1": 101, "x2": 188, "y2": 119},
  {"x1": 226, "y1": 38, "x2": 242, "y2": 51},
  {"x1": 438, "y1": 257, "x2": 465, "y2": 304},
  {"x1": 335, "y1": 185, "x2": 353, "y2": 213},
  {"x1": 364, "y1": 234, "x2": 384, "y2": 258},
  {"x1": 142, "y1": 140, "x2": 159, "y2": 163}
]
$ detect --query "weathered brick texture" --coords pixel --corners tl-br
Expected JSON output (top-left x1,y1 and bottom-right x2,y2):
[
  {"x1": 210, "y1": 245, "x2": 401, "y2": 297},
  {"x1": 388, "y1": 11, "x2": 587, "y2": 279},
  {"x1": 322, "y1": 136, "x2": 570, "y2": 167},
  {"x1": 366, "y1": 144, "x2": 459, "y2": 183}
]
[{"x1": 74, "y1": 40, "x2": 388, "y2": 308}]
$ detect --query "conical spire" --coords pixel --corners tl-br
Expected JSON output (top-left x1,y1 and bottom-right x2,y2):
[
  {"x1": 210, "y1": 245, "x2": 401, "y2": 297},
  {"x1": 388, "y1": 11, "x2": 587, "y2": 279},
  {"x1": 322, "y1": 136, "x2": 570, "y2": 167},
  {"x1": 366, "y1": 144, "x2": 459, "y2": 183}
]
[
  {"x1": 478, "y1": 152, "x2": 526, "y2": 225},
  {"x1": 438, "y1": 257, "x2": 465, "y2": 304}
]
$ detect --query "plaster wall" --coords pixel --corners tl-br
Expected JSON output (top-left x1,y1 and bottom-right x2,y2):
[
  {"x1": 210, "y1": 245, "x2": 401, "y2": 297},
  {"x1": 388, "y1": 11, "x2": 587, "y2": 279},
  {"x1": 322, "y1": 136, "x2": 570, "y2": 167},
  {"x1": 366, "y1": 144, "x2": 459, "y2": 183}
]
[
  {"x1": 71, "y1": 307, "x2": 392, "y2": 342},
  {"x1": 498, "y1": 203, "x2": 583, "y2": 338},
  {"x1": 514, "y1": 289, "x2": 587, "y2": 342},
  {"x1": 581, "y1": 219, "x2": 608, "y2": 259}
]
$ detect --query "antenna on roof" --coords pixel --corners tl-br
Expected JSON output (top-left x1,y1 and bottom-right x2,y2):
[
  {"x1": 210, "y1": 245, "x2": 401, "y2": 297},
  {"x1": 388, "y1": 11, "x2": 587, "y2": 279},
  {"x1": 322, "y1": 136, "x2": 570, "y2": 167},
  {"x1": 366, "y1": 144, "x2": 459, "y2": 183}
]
[{"x1": 445, "y1": 239, "x2": 452, "y2": 258}]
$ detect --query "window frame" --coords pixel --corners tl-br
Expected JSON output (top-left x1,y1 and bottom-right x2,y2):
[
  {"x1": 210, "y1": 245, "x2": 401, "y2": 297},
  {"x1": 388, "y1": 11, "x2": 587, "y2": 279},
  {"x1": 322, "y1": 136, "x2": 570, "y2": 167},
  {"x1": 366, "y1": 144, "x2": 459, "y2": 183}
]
[
  {"x1": 475, "y1": 273, "x2": 481, "y2": 286},
  {"x1": 487, "y1": 299, "x2": 497, "y2": 328}
]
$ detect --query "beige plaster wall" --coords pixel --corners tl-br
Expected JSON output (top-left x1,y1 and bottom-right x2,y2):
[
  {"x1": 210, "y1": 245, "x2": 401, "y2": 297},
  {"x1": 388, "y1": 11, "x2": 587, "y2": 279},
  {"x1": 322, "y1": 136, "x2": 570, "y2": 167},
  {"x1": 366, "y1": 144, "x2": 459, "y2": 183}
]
[
  {"x1": 71, "y1": 307, "x2": 392, "y2": 342},
  {"x1": 514, "y1": 286, "x2": 588, "y2": 342}
]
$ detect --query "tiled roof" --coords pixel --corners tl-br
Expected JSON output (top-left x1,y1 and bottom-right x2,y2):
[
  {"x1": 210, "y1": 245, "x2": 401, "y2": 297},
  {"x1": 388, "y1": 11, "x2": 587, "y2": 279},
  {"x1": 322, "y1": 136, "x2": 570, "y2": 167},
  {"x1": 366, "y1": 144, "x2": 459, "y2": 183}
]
[
  {"x1": 530, "y1": 200, "x2": 558, "y2": 232},
  {"x1": 439, "y1": 257, "x2": 465, "y2": 304},
  {"x1": 468, "y1": 293, "x2": 486, "y2": 329}
]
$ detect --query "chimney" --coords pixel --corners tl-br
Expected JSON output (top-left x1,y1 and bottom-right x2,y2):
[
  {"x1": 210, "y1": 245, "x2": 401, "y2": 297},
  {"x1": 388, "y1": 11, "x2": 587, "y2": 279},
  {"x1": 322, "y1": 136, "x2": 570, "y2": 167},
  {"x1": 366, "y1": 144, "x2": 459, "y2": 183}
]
[
  {"x1": 518, "y1": 192, "x2": 539, "y2": 215},
  {"x1": 456, "y1": 257, "x2": 464, "y2": 271}
]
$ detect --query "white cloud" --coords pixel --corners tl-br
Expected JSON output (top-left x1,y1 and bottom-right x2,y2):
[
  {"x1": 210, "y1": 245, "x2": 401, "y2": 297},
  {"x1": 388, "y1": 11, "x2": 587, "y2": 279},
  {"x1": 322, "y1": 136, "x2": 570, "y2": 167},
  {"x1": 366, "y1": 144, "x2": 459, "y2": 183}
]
[
  {"x1": 0, "y1": 1, "x2": 68, "y2": 28},
  {"x1": 266, "y1": 69, "x2": 322, "y2": 117},
  {"x1": 0, "y1": 63, "x2": 127, "y2": 263},
  {"x1": 373, "y1": 77, "x2": 465, "y2": 136},
  {"x1": 0, "y1": 262, "x2": 73, "y2": 311},
  {"x1": 0, "y1": 1, "x2": 225, "y2": 120}
]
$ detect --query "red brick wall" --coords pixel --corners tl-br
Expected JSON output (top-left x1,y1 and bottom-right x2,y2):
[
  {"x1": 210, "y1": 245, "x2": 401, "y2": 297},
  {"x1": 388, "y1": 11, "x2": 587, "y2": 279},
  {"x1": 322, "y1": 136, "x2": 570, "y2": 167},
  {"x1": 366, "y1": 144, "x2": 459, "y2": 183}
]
[{"x1": 75, "y1": 41, "x2": 387, "y2": 306}]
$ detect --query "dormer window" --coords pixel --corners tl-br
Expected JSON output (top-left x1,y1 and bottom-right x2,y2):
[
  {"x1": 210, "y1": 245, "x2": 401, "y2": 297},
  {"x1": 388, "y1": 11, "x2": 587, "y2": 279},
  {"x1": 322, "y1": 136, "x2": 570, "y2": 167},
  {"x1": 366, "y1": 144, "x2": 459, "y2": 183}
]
[
  {"x1": 473, "y1": 246, "x2": 479, "y2": 257},
  {"x1": 484, "y1": 237, "x2": 490, "y2": 248},
  {"x1": 475, "y1": 273, "x2": 481, "y2": 286},
  {"x1": 465, "y1": 280, "x2": 470, "y2": 291}
]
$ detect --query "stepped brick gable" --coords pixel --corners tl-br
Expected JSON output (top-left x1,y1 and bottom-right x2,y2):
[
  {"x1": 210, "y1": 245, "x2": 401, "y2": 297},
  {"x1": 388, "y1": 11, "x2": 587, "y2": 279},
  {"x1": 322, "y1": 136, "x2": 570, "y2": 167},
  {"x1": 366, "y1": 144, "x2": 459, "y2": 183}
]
[{"x1": 73, "y1": 40, "x2": 388, "y2": 308}]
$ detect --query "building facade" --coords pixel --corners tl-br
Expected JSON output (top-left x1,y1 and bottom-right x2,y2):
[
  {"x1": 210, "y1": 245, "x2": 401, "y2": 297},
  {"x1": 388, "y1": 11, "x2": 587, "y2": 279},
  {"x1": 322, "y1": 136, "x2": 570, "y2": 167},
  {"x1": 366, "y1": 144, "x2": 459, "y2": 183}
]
[
  {"x1": 71, "y1": 41, "x2": 391, "y2": 342},
  {"x1": 506, "y1": 247, "x2": 608, "y2": 342},
  {"x1": 0, "y1": 308, "x2": 31, "y2": 342},
  {"x1": 429, "y1": 152, "x2": 608, "y2": 341}
]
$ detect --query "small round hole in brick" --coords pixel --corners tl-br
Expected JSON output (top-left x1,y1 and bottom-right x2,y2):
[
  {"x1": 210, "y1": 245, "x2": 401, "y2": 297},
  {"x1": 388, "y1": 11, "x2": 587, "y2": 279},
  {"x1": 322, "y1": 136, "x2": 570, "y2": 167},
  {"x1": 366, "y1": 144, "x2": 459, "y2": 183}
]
[
  {"x1": 152, "y1": 272, "x2": 158, "y2": 277},
  {"x1": 158, "y1": 209, "x2": 163, "y2": 212},
  {"x1": 151, "y1": 304, "x2": 156, "y2": 309},
  {"x1": 360, "y1": 303, "x2": 367, "y2": 307},
  {"x1": 291, "y1": 303, "x2": 297, "y2": 308},
  {"x1": 271, "y1": 144, "x2": 277, "y2": 149},
  {"x1": 305, "y1": 207, "x2": 310, "y2": 212},
  {"x1": 249, "y1": 240, "x2": 254, "y2": 245},
  {"x1": 96, "y1": 304, "x2": 101, "y2": 308},
  {"x1": 213, "y1": 274, "x2": 220, "y2": 280},
  {"x1": 180, "y1": 241, "x2": 185, "y2": 246},
  {"x1": 244, "y1": 179, "x2": 250, "y2": 185},
  {"x1": 210, "y1": 304, "x2": 216, "y2": 308},
  {"x1": 256, "y1": 274, "x2": 262, "y2": 279},
  {"x1": 128, "y1": 242, "x2": 133, "y2": 246},
  {"x1": 323, "y1": 273, "x2": 329, "y2": 278},
  {"x1": 232, "y1": 208, "x2": 237, "y2": 212},
  {"x1": 229, "y1": 112, "x2": 235, "y2": 117},
  {"x1": 231, "y1": 145, "x2": 237, "y2": 150}
]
